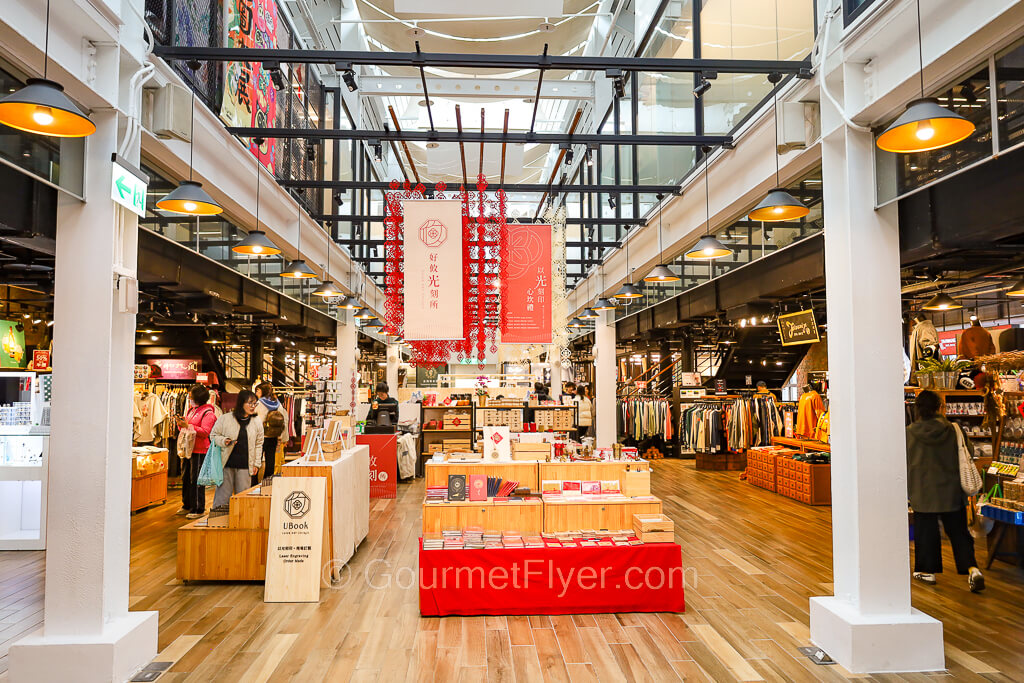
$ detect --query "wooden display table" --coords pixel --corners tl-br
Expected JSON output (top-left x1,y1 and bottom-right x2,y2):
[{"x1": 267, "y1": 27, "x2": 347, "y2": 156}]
[
  {"x1": 538, "y1": 460, "x2": 647, "y2": 488},
  {"x1": 422, "y1": 498, "x2": 543, "y2": 534},
  {"x1": 543, "y1": 498, "x2": 662, "y2": 533},
  {"x1": 775, "y1": 456, "x2": 831, "y2": 505},
  {"x1": 177, "y1": 484, "x2": 271, "y2": 581},
  {"x1": 771, "y1": 436, "x2": 831, "y2": 453},
  {"x1": 425, "y1": 461, "x2": 540, "y2": 490}
]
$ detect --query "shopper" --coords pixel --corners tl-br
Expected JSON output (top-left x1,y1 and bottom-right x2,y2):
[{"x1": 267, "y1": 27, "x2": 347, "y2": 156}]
[
  {"x1": 254, "y1": 382, "x2": 288, "y2": 484},
  {"x1": 576, "y1": 384, "x2": 593, "y2": 438},
  {"x1": 176, "y1": 384, "x2": 217, "y2": 519},
  {"x1": 210, "y1": 389, "x2": 264, "y2": 510},
  {"x1": 906, "y1": 389, "x2": 984, "y2": 592}
]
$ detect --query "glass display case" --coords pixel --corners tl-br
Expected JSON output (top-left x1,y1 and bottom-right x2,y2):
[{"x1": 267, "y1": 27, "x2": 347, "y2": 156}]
[{"x1": 0, "y1": 372, "x2": 50, "y2": 550}]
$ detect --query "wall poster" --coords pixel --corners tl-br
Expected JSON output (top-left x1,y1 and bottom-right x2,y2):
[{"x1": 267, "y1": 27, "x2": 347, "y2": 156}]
[
  {"x1": 222, "y1": 0, "x2": 278, "y2": 172},
  {"x1": 500, "y1": 224, "x2": 552, "y2": 344},
  {"x1": 402, "y1": 199, "x2": 464, "y2": 340}
]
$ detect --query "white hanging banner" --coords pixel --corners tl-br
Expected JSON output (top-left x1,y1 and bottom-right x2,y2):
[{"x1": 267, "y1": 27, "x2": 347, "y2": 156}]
[{"x1": 402, "y1": 199, "x2": 464, "y2": 340}]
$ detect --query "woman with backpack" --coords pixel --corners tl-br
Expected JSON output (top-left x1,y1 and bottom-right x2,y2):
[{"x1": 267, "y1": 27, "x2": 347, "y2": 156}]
[
  {"x1": 210, "y1": 389, "x2": 264, "y2": 509},
  {"x1": 254, "y1": 382, "x2": 289, "y2": 484},
  {"x1": 175, "y1": 384, "x2": 218, "y2": 519}
]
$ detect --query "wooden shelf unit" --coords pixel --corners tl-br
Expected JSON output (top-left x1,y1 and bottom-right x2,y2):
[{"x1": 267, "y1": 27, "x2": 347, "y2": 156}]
[
  {"x1": 543, "y1": 498, "x2": 663, "y2": 533},
  {"x1": 422, "y1": 498, "x2": 543, "y2": 534},
  {"x1": 425, "y1": 461, "x2": 540, "y2": 490},
  {"x1": 420, "y1": 405, "x2": 477, "y2": 470}
]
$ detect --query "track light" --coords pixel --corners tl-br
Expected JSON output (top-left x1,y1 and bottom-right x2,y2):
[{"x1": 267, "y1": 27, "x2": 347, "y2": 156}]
[
  {"x1": 265, "y1": 62, "x2": 285, "y2": 91},
  {"x1": 306, "y1": 144, "x2": 317, "y2": 162},
  {"x1": 586, "y1": 148, "x2": 594, "y2": 167},
  {"x1": 341, "y1": 69, "x2": 358, "y2": 92},
  {"x1": 693, "y1": 75, "x2": 712, "y2": 98},
  {"x1": 608, "y1": 195, "x2": 617, "y2": 209},
  {"x1": 372, "y1": 141, "x2": 383, "y2": 162},
  {"x1": 564, "y1": 146, "x2": 574, "y2": 165}
]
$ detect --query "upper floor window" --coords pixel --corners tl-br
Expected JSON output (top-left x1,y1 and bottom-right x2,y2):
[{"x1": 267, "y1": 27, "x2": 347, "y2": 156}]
[{"x1": 844, "y1": 0, "x2": 882, "y2": 26}]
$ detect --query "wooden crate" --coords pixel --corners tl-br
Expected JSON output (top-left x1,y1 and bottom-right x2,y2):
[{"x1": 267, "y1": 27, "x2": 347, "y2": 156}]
[
  {"x1": 422, "y1": 499, "x2": 543, "y2": 534},
  {"x1": 634, "y1": 530, "x2": 675, "y2": 543},
  {"x1": 633, "y1": 513, "x2": 673, "y2": 533},
  {"x1": 543, "y1": 498, "x2": 662, "y2": 533},
  {"x1": 443, "y1": 412, "x2": 471, "y2": 430},
  {"x1": 424, "y1": 462, "x2": 539, "y2": 490},
  {"x1": 177, "y1": 522, "x2": 269, "y2": 581},
  {"x1": 511, "y1": 442, "x2": 550, "y2": 461}
]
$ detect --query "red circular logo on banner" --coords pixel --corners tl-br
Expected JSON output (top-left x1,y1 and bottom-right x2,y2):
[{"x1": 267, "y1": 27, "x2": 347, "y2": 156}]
[{"x1": 418, "y1": 219, "x2": 448, "y2": 247}]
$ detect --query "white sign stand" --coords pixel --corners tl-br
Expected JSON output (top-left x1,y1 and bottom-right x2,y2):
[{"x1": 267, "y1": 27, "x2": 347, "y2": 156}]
[{"x1": 264, "y1": 477, "x2": 329, "y2": 603}]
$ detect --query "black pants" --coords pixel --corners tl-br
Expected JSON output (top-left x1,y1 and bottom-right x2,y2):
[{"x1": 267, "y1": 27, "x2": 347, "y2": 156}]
[
  {"x1": 180, "y1": 452, "x2": 206, "y2": 514},
  {"x1": 913, "y1": 507, "x2": 977, "y2": 574},
  {"x1": 253, "y1": 437, "x2": 278, "y2": 486}
]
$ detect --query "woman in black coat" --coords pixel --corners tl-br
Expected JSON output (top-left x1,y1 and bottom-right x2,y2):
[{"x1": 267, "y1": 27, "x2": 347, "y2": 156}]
[{"x1": 906, "y1": 390, "x2": 984, "y2": 592}]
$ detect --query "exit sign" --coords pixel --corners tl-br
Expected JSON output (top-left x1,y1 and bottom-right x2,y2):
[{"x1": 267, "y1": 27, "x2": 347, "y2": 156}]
[{"x1": 110, "y1": 156, "x2": 148, "y2": 217}]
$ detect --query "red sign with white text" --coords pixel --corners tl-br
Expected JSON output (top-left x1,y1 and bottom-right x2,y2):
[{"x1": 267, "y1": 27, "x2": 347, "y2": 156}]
[
  {"x1": 501, "y1": 224, "x2": 552, "y2": 343},
  {"x1": 357, "y1": 433, "x2": 398, "y2": 499},
  {"x1": 31, "y1": 349, "x2": 50, "y2": 371},
  {"x1": 146, "y1": 358, "x2": 201, "y2": 381}
]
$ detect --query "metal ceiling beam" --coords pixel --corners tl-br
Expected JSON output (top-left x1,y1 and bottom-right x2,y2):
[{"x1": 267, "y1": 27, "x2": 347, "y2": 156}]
[
  {"x1": 317, "y1": 214, "x2": 645, "y2": 225},
  {"x1": 153, "y1": 46, "x2": 811, "y2": 76},
  {"x1": 286, "y1": 179, "x2": 681, "y2": 194},
  {"x1": 351, "y1": 76, "x2": 595, "y2": 100},
  {"x1": 228, "y1": 127, "x2": 730, "y2": 146}
]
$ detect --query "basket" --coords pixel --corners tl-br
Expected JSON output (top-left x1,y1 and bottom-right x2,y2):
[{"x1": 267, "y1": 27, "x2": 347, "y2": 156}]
[{"x1": 633, "y1": 513, "x2": 673, "y2": 533}]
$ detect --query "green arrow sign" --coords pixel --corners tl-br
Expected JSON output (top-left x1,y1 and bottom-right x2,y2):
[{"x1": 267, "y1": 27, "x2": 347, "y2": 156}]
[{"x1": 111, "y1": 160, "x2": 148, "y2": 217}]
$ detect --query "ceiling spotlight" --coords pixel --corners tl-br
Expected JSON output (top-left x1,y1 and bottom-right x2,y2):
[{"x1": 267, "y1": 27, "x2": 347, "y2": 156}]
[
  {"x1": 564, "y1": 146, "x2": 574, "y2": 165},
  {"x1": 762, "y1": 315, "x2": 771, "y2": 324},
  {"x1": 371, "y1": 141, "x2": 383, "y2": 163},
  {"x1": 586, "y1": 148, "x2": 594, "y2": 167},
  {"x1": 150, "y1": 335, "x2": 159, "y2": 341},
  {"x1": 922, "y1": 292, "x2": 961, "y2": 311},
  {"x1": 750, "y1": 317, "x2": 758, "y2": 325},
  {"x1": 290, "y1": 340, "x2": 296, "y2": 347},
  {"x1": 341, "y1": 68, "x2": 358, "y2": 92},
  {"x1": 275, "y1": 336, "x2": 282, "y2": 343},
  {"x1": 265, "y1": 62, "x2": 285, "y2": 91},
  {"x1": 739, "y1": 319, "x2": 747, "y2": 328},
  {"x1": 693, "y1": 75, "x2": 712, "y2": 98},
  {"x1": 32, "y1": 318, "x2": 42, "y2": 325},
  {"x1": 334, "y1": 192, "x2": 345, "y2": 207},
  {"x1": 608, "y1": 195, "x2": 617, "y2": 209},
  {"x1": 46, "y1": 320, "x2": 54, "y2": 327},
  {"x1": 970, "y1": 314, "x2": 978, "y2": 321}
]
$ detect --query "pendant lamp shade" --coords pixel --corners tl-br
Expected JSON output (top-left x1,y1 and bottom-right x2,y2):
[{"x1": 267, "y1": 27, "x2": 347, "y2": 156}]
[
  {"x1": 232, "y1": 230, "x2": 280, "y2": 255},
  {"x1": 876, "y1": 98, "x2": 975, "y2": 154},
  {"x1": 747, "y1": 188, "x2": 809, "y2": 222},
  {"x1": 157, "y1": 180, "x2": 223, "y2": 216},
  {"x1": 281, "y1": 258, "x2": 317, "y2": 278},
  {"x1": 1006, "y1": 277, "x2": 1024, "y2": 297},
  {"x1": 337, "y1": 296, "x2": 360, "y2": 310},
  {"x1": 362, "y1": 317, "x2": 383, "y2": 329},
  {"x1": 922, "y1": 292, "x2": 961, "y2": 311},
  {"x1": 613, "y1": 282, "x2": 643, "y2": 299},
  {"x1": 0, "y1": 78, "x2": 95, "y2": 138},
  {"x1": 686, "y1": 235, "x2": 732, "y2": 260},
  {"x1": 579, "y1": 307, "x2": 599, "y2": 319},
  {"x1": 643, "y1": 264, "x2": 681, "y2": 282},
  {"x1": 354, "y1": 306, "x2": 377, "y2": 320},
  {"x1": 312, "y1": 280, "x2": 342, "y2": 298},
  {"x1": 592, "y1": 297, "x2": 618, "y2": 311},
  {"x1": 568, "y1": 317, "x2": 585, "y2": 328}
]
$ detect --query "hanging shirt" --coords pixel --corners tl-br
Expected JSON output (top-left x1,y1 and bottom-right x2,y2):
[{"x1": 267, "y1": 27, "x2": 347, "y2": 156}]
[
  {"x1": 133, "y1": 392, "x2": 167, "y2": 444},
  {"x1": 796, "y1": 391, "x2": 824, "y2": 439}
]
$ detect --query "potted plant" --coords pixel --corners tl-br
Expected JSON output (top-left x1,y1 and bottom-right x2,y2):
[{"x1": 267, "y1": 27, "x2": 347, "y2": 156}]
[
  {"x1": 919, "y1": 357, "x2": 973, "y2": 390},
  {"x1": 475, "y1": 375, "x2": 489, "y2": 406}
]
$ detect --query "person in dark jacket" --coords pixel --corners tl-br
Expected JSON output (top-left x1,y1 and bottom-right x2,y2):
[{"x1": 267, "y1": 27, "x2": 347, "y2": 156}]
[{"x1": 906, "y1": 390, "x2": 984, "y2": 592}]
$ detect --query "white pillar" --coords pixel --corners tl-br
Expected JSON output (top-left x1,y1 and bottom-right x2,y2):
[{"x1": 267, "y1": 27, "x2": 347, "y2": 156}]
[
  {"x1": 809, "y1": 70, "x2": 943, "y2": 673},
  {"x1": 594, "y1": 311, "x2": 617, "y2": 446},
  {"x1": 337, "y1": 316, "x2": 359, "y2": 414},
  {"x1": 549, "y1": 345, "x2": 563, "y2": 397},
  {"x1": 386, "y1": 343, "x2": 400, "y2": 393},
  {"x1": 9, "y1": 111, "x2": 158, "y2": 681}
]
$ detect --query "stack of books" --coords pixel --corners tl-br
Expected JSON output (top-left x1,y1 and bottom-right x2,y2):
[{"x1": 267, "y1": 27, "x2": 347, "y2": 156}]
[
  {"x1": 425, "y1": 486, "x2": 448, "y2": 503},
  {"x1": 483, "y1": 529, "x2": 502, "y2": 548},
  {"x1": 422, "y1": 534, "x2": 443, "y2": 550},
  {"x1": 523, "y1": 535, "x2": 544, "y2": 548},
  {"x1": 501, "y1": 531, "x2": 523, "y2": 548},
  {"x1": 464, "y1": 526, "x2": 485, "y2": 549}
]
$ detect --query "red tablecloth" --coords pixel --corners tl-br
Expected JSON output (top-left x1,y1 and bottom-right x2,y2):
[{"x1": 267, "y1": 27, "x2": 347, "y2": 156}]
[{"x1": 419, "y1": 541, "x2": 685, "y2": 616}]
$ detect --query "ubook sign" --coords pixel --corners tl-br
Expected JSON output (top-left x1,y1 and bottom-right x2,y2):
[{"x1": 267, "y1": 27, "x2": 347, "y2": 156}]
[{"x1": 264, "y1": 477, "x2": 328, "y2": 603}]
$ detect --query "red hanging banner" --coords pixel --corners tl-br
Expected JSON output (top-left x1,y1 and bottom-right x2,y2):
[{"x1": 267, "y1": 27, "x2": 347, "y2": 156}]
[{"x1": 500, "y1": 224, "x2": 552, "y2": 344}]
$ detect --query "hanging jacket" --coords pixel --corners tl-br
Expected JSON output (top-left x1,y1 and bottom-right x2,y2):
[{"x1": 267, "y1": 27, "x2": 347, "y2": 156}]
[
  {"x1": 958, "y1": 322, "x2": 995, "y2": 360},
  {"x1": 909, "y1": 319, "x2": 938, "y2": 370},
  {"x1": 796, "y1": 391, "x2": 824, "y2": 439}
]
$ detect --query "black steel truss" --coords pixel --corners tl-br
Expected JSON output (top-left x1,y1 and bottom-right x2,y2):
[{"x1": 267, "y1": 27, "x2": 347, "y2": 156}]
[
  {"x1": 153, "y1": 45, "x2": 811, "y2": 77},
  {"x1": 228, "y1": 127, "x2": 730, "y2": 147},
  {"x1": 282, "y1": 179, "x2": 682, "y2": 195}
]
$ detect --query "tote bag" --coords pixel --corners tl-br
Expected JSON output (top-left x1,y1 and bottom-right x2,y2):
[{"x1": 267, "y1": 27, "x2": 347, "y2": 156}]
[
  {"x1": 197, "y1": 442, "x2": 223, "y2": 487},
  {"x1": 954, "y1": 423, "x2": 983, "y2": 496}
]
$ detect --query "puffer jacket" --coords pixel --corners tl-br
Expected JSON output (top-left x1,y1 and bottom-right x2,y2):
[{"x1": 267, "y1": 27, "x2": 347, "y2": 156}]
[
  {"x1": 210, "y1": 412, "x2": 265, "y2": 471},
  {"x1": 185, "y1": 403, "x2": 217, "y2": 454}
]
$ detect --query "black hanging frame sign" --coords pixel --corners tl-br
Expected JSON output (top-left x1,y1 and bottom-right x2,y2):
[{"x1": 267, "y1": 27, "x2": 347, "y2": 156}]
[{"x1": 777, "y1": 309, "x2": 820, "y2": 346}]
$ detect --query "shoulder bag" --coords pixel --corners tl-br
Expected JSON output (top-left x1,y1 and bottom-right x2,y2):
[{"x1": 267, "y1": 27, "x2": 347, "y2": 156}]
[{"x1": 954, "y1": 423, "x2": 983, "y2": 496}]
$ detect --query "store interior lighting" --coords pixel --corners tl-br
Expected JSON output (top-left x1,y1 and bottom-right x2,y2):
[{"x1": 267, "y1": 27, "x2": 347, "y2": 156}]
[
  {"x1": 748, "y1": 73, "x2": 809, "y2": 222},
  {"x1": 922, "y1": 291, "x2": 961, "y2": 310}
]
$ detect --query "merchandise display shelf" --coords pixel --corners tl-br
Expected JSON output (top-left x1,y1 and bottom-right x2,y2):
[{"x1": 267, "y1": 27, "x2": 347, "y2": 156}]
[
  {"x1": 177, "y1": 484, "x2": 271, "y2": 582},
  {"x1": 422, "y1": 498, "x2": 543, "y2": 534},
  {"x1": 0, "y1": 429, "x2": 48, "y2": 551},
  {"x1": 542, "y1": 498, "x2": 663, "y2": 533},
  {"x1": 425, "y1": 461, "x2": 540, "y2": 490}
]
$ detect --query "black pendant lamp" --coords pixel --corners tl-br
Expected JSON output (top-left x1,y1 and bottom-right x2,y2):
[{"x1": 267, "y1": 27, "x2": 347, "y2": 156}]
[
  {"x1": 579, "y1": 272, "x2": 599, "y2": 318},
  {"x1": 281, "y1": 207, "x2": 316, "y2": 278},
  {"x1": 362, "y1": 286, "x2": 383, "y2": 329},
  {"x1": 156, "y1": 94, "x2": 223, "y2": 215},
  {"x1": 568, "y1": 317, "x2": 585, "y2": 329},
  {"x1": 592, "y1": 265, "x2": 619, "y2": 310},
  {"x1": 748, "y1": 74, "x2": 809, "y2": 222},
  {"x1": 312, "y1": 241, "x2": 342, "y2": 296},
  {"x1": 233, "y1": 156, "x2": 281, "y2": 256},
  {"x1": 687, "y1": 149, "x2": 733, "y2": 260},
  {"x1": 922, "y1": 291, "x2": 961, "y2": 311},
  {"x1": 644, "y1": 194, "x2": 681, "y2": 282},
  {"x1": 352, "y1": 272, "x2": 377, "y2": 319},
  {"x1": 614, "y1": 237, "x2": 643, "y2": 299},
  {"x1": 0, "y1": 1, "x2": 95, "y2": 138},
  {"x1": 876, "y1": 0, "x2": 974, "y2": 153}
]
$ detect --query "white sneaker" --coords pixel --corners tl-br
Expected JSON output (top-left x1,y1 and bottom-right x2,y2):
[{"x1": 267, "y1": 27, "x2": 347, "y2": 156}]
[
  {"x1": 185, "y1": 512, "x2": 203, "y2": 519},
  {"x1": 913, "y1": 572, "x2": 936, "y2": 584},
  {"x1": 968, "y1": 567, "x2": 985, "y2": 593}
]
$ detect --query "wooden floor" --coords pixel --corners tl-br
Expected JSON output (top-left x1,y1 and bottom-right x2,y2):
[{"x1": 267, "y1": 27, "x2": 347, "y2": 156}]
[{"x1": 3, "y1": 460, "x2": 1024, "y2": 681}]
